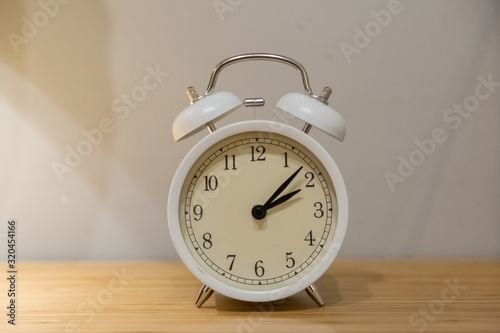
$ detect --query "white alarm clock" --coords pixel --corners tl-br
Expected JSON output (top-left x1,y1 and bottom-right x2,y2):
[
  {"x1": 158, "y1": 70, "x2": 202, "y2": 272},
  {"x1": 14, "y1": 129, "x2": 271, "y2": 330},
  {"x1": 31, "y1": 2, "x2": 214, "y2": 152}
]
[{"x1": 168, "y1": 54, "x2": 348, "y2": 307}]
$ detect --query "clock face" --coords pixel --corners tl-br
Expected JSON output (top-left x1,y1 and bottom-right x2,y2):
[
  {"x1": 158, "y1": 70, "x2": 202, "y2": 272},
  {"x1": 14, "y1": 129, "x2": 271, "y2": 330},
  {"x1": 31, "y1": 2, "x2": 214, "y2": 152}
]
[{"x1": 176, "y1": 127, "x2": 339, "y2": 292}]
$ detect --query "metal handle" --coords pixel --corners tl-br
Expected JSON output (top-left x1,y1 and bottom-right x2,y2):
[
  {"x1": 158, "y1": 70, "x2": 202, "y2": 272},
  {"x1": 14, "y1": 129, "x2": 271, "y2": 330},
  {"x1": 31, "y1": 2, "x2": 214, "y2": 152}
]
[{"x1": 199, "y1": 53, "x2": 328, "y2": 102}]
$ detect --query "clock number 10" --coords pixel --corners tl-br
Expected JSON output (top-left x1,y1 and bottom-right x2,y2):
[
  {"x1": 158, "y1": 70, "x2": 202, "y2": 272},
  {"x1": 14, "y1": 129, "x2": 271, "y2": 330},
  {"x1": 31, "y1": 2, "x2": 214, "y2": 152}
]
[{"x1": 204, "y1": 175, "x2": 218, "y2": 191}]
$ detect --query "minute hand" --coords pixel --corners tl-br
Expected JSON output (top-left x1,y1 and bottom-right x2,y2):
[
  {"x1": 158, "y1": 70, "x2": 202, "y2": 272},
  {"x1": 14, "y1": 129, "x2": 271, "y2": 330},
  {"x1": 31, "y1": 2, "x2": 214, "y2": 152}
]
[{"x1": 263, "y1": 166, "x2": 303, "y2": 210}]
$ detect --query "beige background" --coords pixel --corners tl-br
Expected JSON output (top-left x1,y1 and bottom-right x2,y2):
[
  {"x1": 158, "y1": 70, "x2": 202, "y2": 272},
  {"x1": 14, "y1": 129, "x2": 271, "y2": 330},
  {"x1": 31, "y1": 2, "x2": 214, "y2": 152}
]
[{"x1": 0, "y1": 0, "x2": 499, "y2": 261}]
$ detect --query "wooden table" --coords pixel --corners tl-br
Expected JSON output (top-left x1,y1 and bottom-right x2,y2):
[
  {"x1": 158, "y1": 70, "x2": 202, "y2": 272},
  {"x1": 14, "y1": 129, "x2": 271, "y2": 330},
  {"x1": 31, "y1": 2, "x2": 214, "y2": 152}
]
[{"x1": 1, "y1": 260, "x2": 499, "y2": 332}]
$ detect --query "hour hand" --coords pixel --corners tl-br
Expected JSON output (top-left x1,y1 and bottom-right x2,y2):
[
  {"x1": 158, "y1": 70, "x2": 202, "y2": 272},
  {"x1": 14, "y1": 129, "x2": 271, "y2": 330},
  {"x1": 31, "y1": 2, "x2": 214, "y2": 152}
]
[
  {"x1": 263, "y1": 166, "x2": 303, "y2": 209},
  {"x1": 266, "y1": 189, "x2": 301, "y2": 210}
]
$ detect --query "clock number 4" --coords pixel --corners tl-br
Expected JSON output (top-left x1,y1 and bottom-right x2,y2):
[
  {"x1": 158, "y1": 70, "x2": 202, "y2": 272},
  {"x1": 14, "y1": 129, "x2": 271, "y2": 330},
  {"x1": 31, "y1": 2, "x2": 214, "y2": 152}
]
[
  {"x1": 250, "y1": 145, "x2": 266, "y2": 162},
  {"x1": 304, "y1": 230, "x2": 316, "y2": 246}
]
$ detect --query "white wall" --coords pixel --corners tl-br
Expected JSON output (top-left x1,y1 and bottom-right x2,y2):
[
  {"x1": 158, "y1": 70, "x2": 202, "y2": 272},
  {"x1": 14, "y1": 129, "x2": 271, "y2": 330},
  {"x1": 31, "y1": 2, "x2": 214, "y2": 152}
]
[{"x1": 0, "y1": 0, "x2": 499, "y2": 261}]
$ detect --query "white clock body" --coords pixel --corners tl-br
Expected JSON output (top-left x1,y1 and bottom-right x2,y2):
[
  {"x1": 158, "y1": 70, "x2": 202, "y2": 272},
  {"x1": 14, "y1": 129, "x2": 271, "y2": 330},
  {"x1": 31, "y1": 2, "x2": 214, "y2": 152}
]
[{"x1": 168, "y1": 120, "x2": 348, "y2": 303}]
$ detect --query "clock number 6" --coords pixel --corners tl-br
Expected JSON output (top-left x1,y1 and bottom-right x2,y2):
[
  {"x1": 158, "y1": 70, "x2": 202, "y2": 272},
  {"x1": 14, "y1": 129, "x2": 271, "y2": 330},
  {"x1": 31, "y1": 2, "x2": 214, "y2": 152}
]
[{"x1": 254, "y1": 260, "x2": 265, "y2": 277}]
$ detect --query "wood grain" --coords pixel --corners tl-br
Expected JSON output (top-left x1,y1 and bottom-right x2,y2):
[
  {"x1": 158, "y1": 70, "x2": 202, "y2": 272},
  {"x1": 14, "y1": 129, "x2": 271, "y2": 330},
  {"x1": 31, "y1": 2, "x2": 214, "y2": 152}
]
[{"x1": 1, "y1": 260, "x2": 499, "y2": 332}]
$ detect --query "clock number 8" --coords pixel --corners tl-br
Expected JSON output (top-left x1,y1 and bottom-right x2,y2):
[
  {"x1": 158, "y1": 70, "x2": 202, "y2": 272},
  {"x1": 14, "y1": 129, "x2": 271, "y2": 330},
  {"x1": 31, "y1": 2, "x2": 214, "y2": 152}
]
[{"x1": 202, "y1": 232, "x2": 212, "y2": 249}]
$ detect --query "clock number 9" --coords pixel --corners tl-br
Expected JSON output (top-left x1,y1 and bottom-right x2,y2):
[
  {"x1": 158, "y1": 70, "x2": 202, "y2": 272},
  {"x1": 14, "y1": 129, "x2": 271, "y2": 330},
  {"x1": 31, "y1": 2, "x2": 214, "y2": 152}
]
[
  {"x1": 202, "y1": 232, "x2": 212, "y2": 249},
  {"x1": 254, "y1": 260, "x2": 265, "y2": 277},
  {"x1": 193, "y1": 204, "x2": 203, "y2": 221}
]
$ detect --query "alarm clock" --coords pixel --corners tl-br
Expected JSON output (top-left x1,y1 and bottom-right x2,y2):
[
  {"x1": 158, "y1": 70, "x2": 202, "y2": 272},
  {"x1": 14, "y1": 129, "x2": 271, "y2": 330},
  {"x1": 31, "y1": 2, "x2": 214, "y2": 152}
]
[{"x1": 168, "y1": 53, "x2": 348, "y2": 307}]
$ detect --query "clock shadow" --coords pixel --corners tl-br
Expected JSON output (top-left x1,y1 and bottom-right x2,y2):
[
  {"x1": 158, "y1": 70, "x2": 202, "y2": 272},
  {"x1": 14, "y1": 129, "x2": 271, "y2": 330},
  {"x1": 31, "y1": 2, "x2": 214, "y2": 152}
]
[{"x1": 213, "y1": 266, "x2": 381, "y2": 312}]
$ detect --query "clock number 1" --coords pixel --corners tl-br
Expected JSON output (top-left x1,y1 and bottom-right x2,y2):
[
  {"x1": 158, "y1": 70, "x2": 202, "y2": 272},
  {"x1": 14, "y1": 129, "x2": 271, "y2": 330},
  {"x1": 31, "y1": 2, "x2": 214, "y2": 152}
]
[{"x1": 283, "y1": 152, "x2": 289, "y2": 168}]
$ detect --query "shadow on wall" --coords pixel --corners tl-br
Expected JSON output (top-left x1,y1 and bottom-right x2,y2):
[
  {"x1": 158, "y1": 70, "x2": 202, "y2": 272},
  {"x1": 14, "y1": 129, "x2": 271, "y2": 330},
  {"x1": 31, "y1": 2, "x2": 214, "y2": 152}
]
[{"x1": 0, "y1": 0, "x2": 113, "y2": 255}]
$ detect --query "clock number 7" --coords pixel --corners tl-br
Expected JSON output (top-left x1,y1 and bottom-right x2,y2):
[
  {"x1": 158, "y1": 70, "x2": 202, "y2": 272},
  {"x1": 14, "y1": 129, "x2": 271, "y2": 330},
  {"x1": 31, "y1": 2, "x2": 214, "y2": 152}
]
[{"x1": 226, "y1": 254, "x2": 236, "y2": 271}]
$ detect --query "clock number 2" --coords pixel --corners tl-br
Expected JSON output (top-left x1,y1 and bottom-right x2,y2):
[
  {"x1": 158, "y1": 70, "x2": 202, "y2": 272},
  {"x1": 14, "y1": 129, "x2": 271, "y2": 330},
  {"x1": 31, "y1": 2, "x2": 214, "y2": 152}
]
[{"x1": 250, "y1": 145, "x2": 266, "y2": 162}]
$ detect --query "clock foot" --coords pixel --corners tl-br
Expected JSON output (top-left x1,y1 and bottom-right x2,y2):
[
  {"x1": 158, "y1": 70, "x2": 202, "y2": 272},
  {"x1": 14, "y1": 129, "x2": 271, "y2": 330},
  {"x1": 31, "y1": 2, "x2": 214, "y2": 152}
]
[
  {"x1": 305, "y1": 284, "x2": 324, "y2": 307},
  {"x1": 195, "y1": 284, "x2": 214, "y2": 308}
]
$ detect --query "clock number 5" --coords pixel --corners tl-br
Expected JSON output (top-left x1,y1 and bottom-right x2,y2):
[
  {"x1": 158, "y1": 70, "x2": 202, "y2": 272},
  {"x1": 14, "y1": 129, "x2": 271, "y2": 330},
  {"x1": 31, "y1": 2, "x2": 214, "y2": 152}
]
[{"x1": 286, "y1": 252, "x2": 295, "y2": 268}]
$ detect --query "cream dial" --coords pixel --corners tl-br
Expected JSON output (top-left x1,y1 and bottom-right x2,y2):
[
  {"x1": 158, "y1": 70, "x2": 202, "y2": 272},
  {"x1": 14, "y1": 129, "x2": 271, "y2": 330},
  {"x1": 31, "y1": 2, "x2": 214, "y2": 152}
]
[{"x1": 178, "y1": 130, "x2": 338, "y2": 291}]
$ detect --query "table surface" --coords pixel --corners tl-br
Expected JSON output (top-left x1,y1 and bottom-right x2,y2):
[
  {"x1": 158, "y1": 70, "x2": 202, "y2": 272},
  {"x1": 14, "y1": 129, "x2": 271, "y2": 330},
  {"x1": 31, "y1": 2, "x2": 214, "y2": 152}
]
[{"x1": 1, "y1": 260, "x2": 499, "y2": 332}]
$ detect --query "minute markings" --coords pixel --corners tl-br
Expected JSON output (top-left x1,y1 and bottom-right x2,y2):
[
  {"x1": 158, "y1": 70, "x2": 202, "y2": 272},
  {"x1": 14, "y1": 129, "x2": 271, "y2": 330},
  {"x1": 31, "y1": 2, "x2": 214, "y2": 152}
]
[{"x1": 183, "y1": 136, "x2": 334, "y2": 286}]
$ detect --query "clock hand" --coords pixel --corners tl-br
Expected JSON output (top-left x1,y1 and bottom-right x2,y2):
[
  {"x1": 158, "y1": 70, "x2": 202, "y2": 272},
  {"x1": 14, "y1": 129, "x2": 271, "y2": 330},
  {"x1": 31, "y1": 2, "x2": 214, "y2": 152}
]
[
  {"x1": 252, "y1": 166, "x2": 303, "y2": 220},
  {"x1": 266, "y1": 189, "x2": 301, "y2": 210},
  {"x1": 263, "y1": 166, "x2": 303, "y2": 210}
]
